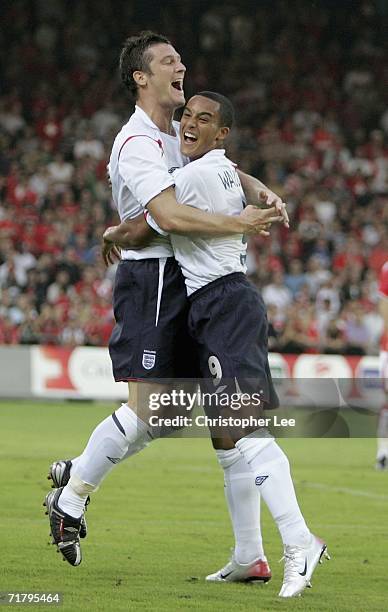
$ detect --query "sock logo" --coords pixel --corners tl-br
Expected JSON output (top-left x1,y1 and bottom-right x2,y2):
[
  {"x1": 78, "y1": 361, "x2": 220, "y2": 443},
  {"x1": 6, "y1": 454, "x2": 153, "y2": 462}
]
[
  {"x1": 107, "y1": 456, "x2": 121, "y2": 464},
  {"x1": 142, "y1": 350, "x2": 156, "y2": 370},
  {"x1": 255, "y1": 475, "x2": 268, "y2": 486}
]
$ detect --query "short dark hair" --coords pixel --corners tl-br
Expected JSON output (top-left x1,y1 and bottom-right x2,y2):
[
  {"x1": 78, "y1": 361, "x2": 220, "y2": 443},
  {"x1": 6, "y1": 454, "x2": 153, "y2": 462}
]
[
  {"x1": 196, "y1": 91, "x2": 235, "y2": 128},
  {"x1": 120, "y1": 30, "x2": 171, "y2": 98}
]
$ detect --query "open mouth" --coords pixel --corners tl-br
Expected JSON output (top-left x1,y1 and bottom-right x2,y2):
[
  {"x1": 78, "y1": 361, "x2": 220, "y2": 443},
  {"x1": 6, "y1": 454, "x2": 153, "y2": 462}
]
[
  {"x1": 183, "y1": 131, "x2": 198, "y2": 144},
  {"x1": 171, "y1": 80, "x2": 183, "y2": 91}
]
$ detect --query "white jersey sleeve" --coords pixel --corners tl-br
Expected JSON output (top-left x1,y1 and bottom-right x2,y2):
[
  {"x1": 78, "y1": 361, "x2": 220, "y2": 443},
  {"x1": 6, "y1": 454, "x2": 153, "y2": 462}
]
[
  {"x1": 145, "y1": 210, "x2": 168, "y2": 236},
  {"x1": 173, "y1": 164, "x2": 211, "y2": 213},
  {"x1": 108, "y1": 107, "x2": 186, "y2": 259},
  {"x1": 118, "y1": 136, "x2": 175, "y2": 211},
  {"x1": 144, "y1": 162, "x2": 209, "y2": 237}
]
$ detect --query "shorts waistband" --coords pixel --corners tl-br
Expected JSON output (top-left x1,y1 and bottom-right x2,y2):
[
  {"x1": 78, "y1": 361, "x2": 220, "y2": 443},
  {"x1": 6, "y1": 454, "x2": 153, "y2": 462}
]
[
  {"x1": 189, "y1": 272, "x2": 246, "y2": 302},
  {"x1": 119, "y1": 256, "x2": 175, "y2": 263}
]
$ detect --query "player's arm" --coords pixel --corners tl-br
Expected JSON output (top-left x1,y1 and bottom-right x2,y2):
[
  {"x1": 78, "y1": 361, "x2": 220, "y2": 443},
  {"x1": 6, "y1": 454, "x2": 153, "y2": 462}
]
[
  {"x1": 237, "y1": 169, "x2": 290, "y2": 228},
  {"x1": 101, "y1": 213, "x2": 155, "y2": 266},
  {"x1": 120, "y1": 138, "x2": 281, "y2": 238},
  {"x1": 147, "y1": 186, "x2": 281, "y2": 236}
]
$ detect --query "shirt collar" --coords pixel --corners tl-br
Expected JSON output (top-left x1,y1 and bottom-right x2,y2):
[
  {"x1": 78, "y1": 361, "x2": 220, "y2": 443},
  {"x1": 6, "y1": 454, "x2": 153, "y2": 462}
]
[
  {"x1": 134, "y1": 105, "x2": 179, "y2": 137},
  {"x1": 199, "y1": 149, "x2": 226, "y2": 160},
  {"x1": 134, "y1": 105, "x2": 160, "y2": 130}
]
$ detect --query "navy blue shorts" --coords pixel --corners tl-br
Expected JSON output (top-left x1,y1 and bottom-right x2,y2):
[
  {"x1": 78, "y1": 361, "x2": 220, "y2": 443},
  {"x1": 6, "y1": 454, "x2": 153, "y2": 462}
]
[
  {"x1": 109, "y1": 257, "x2": 198, "y2": 381},
  {"x1": 188, "y1": 272, "x2": 279, "y2": 410}
]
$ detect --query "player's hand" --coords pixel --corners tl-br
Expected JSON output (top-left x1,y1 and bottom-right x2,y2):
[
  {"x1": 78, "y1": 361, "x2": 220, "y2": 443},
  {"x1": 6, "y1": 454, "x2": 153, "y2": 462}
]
[
  {"x1": 102, "y1": 227, "x2": 121, "y2": 267},
  {"x1": 256, "y1": 223, "x2": 272, "y2": 237},
  {"x1": 257, "y1": 190, "x2": 289, "y2": 228},
  {"x1": 240, "y1": 205, "x2": 283, "y2": 236}
]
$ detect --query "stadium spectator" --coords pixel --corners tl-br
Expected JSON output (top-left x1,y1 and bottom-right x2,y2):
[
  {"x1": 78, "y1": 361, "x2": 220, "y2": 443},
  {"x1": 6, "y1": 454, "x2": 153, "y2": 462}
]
[
  {"x1": 262, "y1": 271, "x2": 292, "y2": 314},
  {"x1": 304, "y1": 257, "x2": 332, "y2": 297},
  {"x1": 321, "y1": 318, "x2": 347, "y2": 355},
  {"x1": 47, "y1": 154, "x2": 74, "y2": 192},
  {"x1": 342, "y1": 302, "x2": 370, "y2": 355},
  {"x1": 284, "y1": 259, "x2": 307, "y2": 297},
  {"x1": 277, "y1": 305, "x2": 318, "y2": 354},
  {"x1": 73, "y1": 128, "x2": 105, "y2": 160},
  {"x1": 266, "y1": 303, "x2": 281, "y2": 351}
]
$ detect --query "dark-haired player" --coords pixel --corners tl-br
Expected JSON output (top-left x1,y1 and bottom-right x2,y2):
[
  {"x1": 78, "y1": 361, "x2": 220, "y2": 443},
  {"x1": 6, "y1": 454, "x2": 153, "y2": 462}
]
[
  {"x1": 144, "y1": 91, "x2": 328, "y2": 598},
  {"x1": 43, "y1": 31, "x2": 285, "y2": 573}
]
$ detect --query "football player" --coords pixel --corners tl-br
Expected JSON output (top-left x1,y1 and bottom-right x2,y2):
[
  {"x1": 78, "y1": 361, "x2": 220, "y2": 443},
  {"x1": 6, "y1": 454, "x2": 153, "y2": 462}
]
[
  {"x1": 43, "y1": 31, "x2": 283, "y2": 573},
  {"x1": 376, "y1": 260, "x2": 388, "y2": 469},
  {"x1": 106, "y1": 91, "x2": 329, "y2": 598}
]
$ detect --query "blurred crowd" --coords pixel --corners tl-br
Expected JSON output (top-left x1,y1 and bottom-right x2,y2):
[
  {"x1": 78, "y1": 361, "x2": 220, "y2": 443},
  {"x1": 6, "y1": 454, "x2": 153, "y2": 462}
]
[{"x1": 0, "y1": 0, "x2": 387, "y2": 353}]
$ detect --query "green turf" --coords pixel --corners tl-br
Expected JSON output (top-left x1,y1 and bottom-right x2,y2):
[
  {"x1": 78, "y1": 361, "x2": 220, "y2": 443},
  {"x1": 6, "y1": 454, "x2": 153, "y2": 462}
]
[{"x1": 0, "y1": 400, "x2": 387, "y2": 611}]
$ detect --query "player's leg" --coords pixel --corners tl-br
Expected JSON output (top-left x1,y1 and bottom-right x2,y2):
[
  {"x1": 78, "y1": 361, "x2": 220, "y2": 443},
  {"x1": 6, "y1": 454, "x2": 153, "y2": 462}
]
[
  {"x1": 44, "y1": 258, "x2": 189, "y2": 564},
  {"x1": 209, "y1": 400, "x2": 329, "y2": 596},
  {"x1": 176, "y1": 300, "x2": 270, "y2": 581},
  {"x1": 189, "y1": 275, "x2": 270, "y2": 582},
  {"x1": 191, "y1": 274, "x2": 328, "y2": 596},
  {"x1": 57, "y1": 382, "x2": 158, "y2": 517},
  {"x1": 216, "y1": 387, "x2": 329, "y2": 597},
  {"x1": 44, "y1": 380, "x2": 163, "y2": 566},
  {"x1": 376, "y1": 407, "x2": 388, "y2": 469},
  {"x1": 206, "y1": 434, "x2": 271, "y2": 583},
  {"x1": 376, "y1": 350, "x2": 388, "y2": 469},
  {"x1": 229, "y1": 289, "x2": 328, "y2": 597},
  {"x1": 234, "y1": 432, "x2": 329, "y2": 595}
]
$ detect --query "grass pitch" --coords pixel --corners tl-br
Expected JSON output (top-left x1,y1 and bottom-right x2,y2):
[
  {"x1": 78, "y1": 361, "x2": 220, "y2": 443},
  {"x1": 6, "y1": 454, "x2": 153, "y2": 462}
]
[{"x1": 0, "y1": 400, "x2": 387, "y2": 611}]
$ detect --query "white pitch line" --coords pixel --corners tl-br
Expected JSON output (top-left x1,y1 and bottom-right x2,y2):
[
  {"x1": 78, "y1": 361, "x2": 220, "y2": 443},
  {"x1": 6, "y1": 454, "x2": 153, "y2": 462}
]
[{"x1": 296, "y1": 480, "x2": 388, "y2": 501}]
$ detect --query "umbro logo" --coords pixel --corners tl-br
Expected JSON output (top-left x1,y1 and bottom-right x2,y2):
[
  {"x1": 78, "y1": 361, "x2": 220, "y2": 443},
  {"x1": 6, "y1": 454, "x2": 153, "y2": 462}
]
[
  {"x1": 255, "y1": 475, "x2": 268, "y2": 486},
  {"x1": 107, "y1": 456, "x2": 121, "y2": 464}
]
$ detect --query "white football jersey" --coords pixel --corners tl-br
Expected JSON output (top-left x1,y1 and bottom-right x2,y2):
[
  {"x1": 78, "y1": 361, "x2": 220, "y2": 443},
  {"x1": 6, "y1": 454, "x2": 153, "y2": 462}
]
[
  {"x1": 108, "y1": 105, "x2": 187, "y2": 260},
  {"x1": 170, "y1": 149, "x2": 247, "y2": 295}
]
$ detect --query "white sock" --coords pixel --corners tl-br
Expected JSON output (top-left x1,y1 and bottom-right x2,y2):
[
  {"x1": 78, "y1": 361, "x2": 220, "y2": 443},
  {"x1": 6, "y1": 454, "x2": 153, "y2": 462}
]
[
  {"x1": 377, "y1": 408, "x2": 388, "y2": 459},
  {"x1": 59, "y1": 404, "x2": 150, "y2": 518},
  {"x1": 236, "y1": 435, "x2": 311, "y2": 548},
  {"x1": 216, "y1": 448, "x2": 265, "y2": 565},
  {"x1": 69, "y1": 456, "x2": 80, "y2": 474},
  {"x1": 69, "y1": 424, "x2": 147, "y2": 477}
]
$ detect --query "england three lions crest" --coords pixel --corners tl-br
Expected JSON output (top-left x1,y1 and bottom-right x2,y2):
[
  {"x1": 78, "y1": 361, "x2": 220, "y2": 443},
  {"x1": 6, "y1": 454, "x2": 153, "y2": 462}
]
[{"x1": 142, "y1": 350, "x2": 156, "y2": 370}]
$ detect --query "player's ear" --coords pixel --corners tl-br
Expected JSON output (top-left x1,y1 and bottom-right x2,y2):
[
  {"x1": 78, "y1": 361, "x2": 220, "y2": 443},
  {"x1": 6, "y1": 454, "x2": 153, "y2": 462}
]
[
  {"x1": 133, "y1": 71, "x2": 147, "y2": 88},
  {"x1": 216, "y1": 126, "x2": 230, "y2": 143}
]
